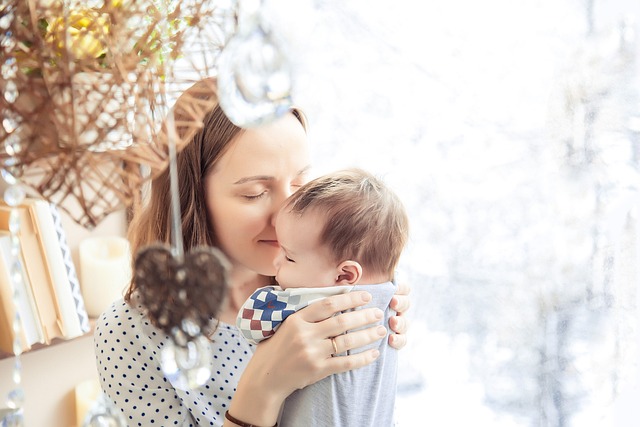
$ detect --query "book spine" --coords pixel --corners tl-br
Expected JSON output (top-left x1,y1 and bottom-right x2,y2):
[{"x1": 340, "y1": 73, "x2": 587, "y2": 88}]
[
  {"x1": 32, "y1": 201, "x2": 84, "y2": 338},
  {"x1": 0, "y1": 204, "x2": 66, "y2": 343},
  {"x1": 48, "y1": 204, "x2": 90, "y2": 333}
]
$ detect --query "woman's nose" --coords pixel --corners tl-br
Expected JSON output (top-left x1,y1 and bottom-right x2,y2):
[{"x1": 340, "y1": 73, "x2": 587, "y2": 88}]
[
  {"x1": 270, "y1": 188, "x2": 292, "y2": 226},
  {"x1": 279, "y1": 187, "x2": 294, "y2": 205}
]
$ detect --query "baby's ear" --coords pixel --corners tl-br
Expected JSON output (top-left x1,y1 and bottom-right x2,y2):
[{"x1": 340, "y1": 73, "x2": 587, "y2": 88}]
[{"x1": 336, "y1": 261, "x2": 362, "y2": 285}]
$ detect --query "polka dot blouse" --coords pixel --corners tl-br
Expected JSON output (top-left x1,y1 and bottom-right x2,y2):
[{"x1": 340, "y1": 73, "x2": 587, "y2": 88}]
[{"x1": 94, "y1": 295, "x2": 255, "y2": 427}]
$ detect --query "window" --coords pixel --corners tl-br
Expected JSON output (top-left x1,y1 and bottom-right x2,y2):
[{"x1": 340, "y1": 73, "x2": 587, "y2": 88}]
[{"x1": 295, "y1": 1, "x2": 640, "y2": 425}]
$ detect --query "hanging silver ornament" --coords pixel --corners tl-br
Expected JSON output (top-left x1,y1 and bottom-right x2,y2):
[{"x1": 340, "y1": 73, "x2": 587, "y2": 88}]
[
  {"x1": 217, "y1": 1, "x2": 293, "y2": 127},
  {"x1": 81, "y1": 392, "x2": 126, "y2": 427}
]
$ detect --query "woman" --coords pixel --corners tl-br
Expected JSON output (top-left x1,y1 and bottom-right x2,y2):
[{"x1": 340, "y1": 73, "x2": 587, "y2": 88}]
[{"x1": 94, "y1": 78, "x2": 410, "y2": 427}]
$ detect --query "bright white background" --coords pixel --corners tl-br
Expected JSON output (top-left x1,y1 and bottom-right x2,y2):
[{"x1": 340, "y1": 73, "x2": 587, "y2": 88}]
[{"x1": 267, "y1": 0, "x2": 640, "y2": 425}]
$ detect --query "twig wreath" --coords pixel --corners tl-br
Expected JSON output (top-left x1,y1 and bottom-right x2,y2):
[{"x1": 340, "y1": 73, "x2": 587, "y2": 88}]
[{"x1": 0, "y1": 0, "x2": 234, "y2": 228}]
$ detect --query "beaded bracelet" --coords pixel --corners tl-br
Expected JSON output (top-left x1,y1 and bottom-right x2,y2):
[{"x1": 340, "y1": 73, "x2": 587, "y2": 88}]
[{"x1": 224, "y1": 410, "x2": 278, "y2": 427}]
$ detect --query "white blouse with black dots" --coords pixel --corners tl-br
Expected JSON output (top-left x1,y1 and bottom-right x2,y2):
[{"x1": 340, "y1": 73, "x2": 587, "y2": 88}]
[{"x1": 94, "y1": 295, "x2": 255, "y2": 427}]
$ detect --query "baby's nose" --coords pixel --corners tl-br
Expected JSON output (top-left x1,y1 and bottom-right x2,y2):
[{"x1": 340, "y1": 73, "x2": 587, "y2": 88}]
[{"x1": 273, "y1": 252, "x2": 282, "y2": 270}]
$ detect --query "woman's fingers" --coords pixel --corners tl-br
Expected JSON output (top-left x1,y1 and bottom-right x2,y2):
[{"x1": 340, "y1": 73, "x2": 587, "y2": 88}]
[
  {"x1": 388, "y1": 313, "x2": 408, "y2": 335},
  {"x1": 324, "y1": 348, "x2": 381, "y2": 375},
  {"x1": 388, "y1": 305, "x2": 409, "y2": 349},
  {"x1": 389, "y1": 281, "x2": 411, "y2": 349},
  {"x1": 388, "y1": 332, "x2": 407, "y2": 349},
  {"x1": 242, "y1": 290, "x2": 391, "y2": 399},
  {"x1": 299, "y1": 291, "x2": 372, "y2": 323},
  {"x1": 317, "y1": 307, "x2": 384, "y2": 339},
  {"x1": 388, "y1": 312, "x2": 409, "y2": 349},
  {"x1": 390, "y1": 283, "x2": 411, "y2": 315},
  {"x1": 330, "y1": 325, "x2": 387, "y2": 355}
]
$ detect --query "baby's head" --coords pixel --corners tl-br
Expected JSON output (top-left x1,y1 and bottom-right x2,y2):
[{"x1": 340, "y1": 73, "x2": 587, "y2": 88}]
[{"x1": 274, "y1": 168, "x2": 409, "y2": 289}]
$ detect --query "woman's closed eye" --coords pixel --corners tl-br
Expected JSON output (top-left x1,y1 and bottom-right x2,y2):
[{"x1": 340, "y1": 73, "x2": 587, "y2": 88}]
[
  {"x1": 242, "y1": 191, "x2": 267, "y2": 200},
  {"x1": 286, "y1": 255, "x2": 295, "y2": 263}
]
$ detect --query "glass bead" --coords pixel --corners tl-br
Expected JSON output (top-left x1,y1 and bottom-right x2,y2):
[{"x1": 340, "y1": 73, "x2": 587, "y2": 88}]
[
  {"x1": 12, "y1": 339, "x2": 22, "y2": 357},
  {"x1": 81, "y1": 392, "x2": 126, "y2": 427},
  {"x1": 9, "y1": 235, "x2": 19, "y2": 257},
  {"x1": 171, "y1": 327, "x2": 187, "y2": 346},
  {"x1": 1, "y1": 168, "x2": 18, "y2": 186},
  {"x1": 4, "y1": 133, "x2": 22, "y2": 156},
  {"x1": 3, "y1": 185, "x2": 26, "y2": 207},
  {"x1": 84, "y1": 414, "x2": 123, "y2": 427},
  {"x1": 10, "y1": 263, "x2": 22, "y2": 286},
  {"x1": 1, "y1": 35, "x2": 16, "y2": 51},
  {"x1": 11, "y1": 311, "x2": 22, "y2": 357},
  {"x1": 175, "y1": 268, "x2": 186, "y2": 283},
  {"x1": 0, "y1": 407, "x2": 24, "y2": 427},
  {"x1": 13, "y1": 342, "x2": 22, "y2": 358},
  {"x1": 6, "y1": 388, "x2": 24, "y2": 409},
  {"x1": 181, "y1": 318, "x2": 201, "y2": 337},
  {"x1": 8, "y1": 210, "x2": 19, "y2": 234},
  {"x1": 3, "y1": 79, "x2": 18, "y2": 103},
  {"x1": 217, "y1": 25, "x2": 293, "y2": 127},
  {"x1": 161, "y1": 335, "x2": 211, "y2": 390},
  {"x1": 1, "y1": 58, "x2": 17, "y2": 79},
  {"x1": 2, "y1": 115, "x2": 19, "y2": 133},
  {"x1": 0, "y1": 12, "x2": 13, "y2": 30},
  {"x1": 3, "y1": 157, "x2": 17, "y2": 167}
]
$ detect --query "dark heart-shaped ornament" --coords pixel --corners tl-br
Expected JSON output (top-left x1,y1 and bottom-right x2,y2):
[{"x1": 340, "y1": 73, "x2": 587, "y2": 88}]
[
  {"x1": 133, "y1": 244, "x2": 230, "y2": 389},
  {"x1": 134, "y1": 244, "x2": 229, "y2": 336}
]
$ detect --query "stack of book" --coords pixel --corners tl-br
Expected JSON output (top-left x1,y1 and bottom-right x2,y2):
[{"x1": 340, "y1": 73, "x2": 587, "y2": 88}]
[{"x1": 0, "y1": 198, "x2": 90, "y2": 354}]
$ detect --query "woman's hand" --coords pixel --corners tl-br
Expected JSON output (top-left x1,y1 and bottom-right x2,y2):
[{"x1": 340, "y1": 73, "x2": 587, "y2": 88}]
[
  {"x1": 228, "y1": 291, "x2": 384, "y2": 426},
  {"x1": 388, "y1": 281, "x2": 411, "y2": 349}
]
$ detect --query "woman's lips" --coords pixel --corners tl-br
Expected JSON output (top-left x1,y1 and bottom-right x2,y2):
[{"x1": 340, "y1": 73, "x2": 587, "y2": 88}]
[{"x1": 260, "y1": 240, "x2": 280, "y2": 248}]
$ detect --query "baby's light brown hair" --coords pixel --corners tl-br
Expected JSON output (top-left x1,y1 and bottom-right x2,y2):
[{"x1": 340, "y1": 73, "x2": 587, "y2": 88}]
[{"x1": 282, "y1": 168, "x2": 409, "y2": 281}]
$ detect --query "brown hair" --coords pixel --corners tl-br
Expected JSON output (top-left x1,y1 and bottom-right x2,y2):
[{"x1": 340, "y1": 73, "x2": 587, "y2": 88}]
[
  {"x1": 283, "y1": 168, "x2": 409, "y2": 281},
  {"x1": 125, "y1": 78, "x2": 307, "y2": 301}
]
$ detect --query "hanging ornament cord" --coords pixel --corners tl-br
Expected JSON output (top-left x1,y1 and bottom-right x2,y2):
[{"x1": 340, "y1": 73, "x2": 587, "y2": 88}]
[
  {"x1": 0, "y1": 204, "x2": 26, "y2": 427},
  {"x1": 166, "y1": 110, "x2": 184, "y2": 262},
  {"x1": 130, "y1": 0, "x2": 230, "y2": 391},
  {"x1": 158, "y1": 0, "x2": 184, "y2": 262},
  {"x1": 156, "y1": 66, "x2": 217, "y2": 391},
  {"x1": 1, "y1": 1, "x2": 26, "y2": 425},
  {"x1": 83, "y1": 0, "x2": 194, "y2": 422},
  {"x1": 0, "y1": 200, "x2": 26, "y2": 427}
]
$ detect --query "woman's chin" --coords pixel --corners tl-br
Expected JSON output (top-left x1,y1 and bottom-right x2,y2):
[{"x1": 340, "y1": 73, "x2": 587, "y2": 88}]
[{"x1": 253, "y1": 260, "x2": 277, "y2": 278}]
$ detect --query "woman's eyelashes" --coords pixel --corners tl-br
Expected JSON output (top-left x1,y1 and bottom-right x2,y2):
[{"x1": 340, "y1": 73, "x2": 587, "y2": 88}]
[
  {"x1": 242, "y1": 183, "x2": 303, "y2": 200},
  {"x1": 242, "y1": 191, "x2": 267, "y2": 200}
]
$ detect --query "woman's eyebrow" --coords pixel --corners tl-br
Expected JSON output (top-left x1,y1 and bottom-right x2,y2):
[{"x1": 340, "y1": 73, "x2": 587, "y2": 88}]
[
  {"x1": 233, "y1": 166, "x2": 311, "y2": 185},
  {"x1": 233, "y1": 175, "x2": 273, "y2": 185}
]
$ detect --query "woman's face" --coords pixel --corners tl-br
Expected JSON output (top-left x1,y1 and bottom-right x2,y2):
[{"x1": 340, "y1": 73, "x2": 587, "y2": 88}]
[{"x1": 204, "y1": 113, "x2": 311, "y2": 276}]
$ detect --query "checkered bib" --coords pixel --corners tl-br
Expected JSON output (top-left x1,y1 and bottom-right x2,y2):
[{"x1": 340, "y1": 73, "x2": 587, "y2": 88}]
[{"x1": 237, "y1": 285, "x2": 354, "y2": 345}]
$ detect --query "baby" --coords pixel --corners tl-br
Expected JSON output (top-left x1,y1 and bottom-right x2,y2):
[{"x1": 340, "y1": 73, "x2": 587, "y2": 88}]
[{"x1": 237, "y1": 167, "x2": 409, "y2": 426}]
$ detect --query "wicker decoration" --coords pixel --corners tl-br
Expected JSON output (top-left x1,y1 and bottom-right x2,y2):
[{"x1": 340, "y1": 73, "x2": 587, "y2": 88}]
[{"x1": 0, "y1": 0, "x2": 235, "y2": 228}]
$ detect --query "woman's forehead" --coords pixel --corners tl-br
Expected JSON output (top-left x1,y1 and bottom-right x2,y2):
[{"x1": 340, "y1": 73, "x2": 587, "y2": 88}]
[{"x1": 218, "y1": 118, "x2": 310, "y2": 176}]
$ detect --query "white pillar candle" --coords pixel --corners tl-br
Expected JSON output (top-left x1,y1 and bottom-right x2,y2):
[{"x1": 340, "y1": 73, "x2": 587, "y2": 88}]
[
  {"x1": 79, "y1": 236, "x2": 132, "y2": 318},
  {"x1": 75, "y1": 379, "x2": 101, "y2": 427}
]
